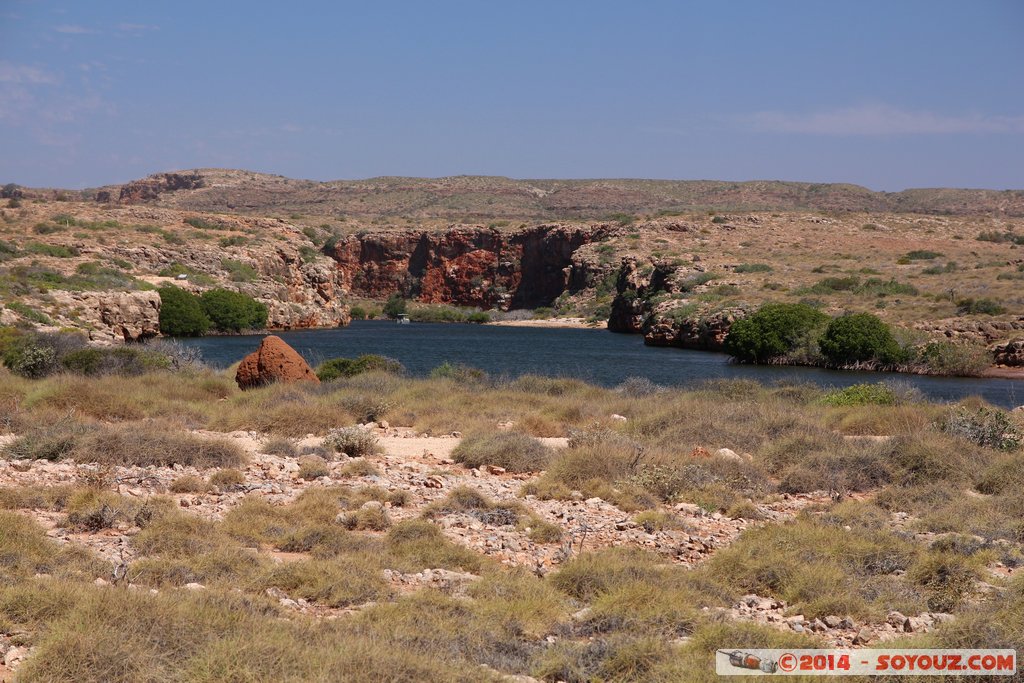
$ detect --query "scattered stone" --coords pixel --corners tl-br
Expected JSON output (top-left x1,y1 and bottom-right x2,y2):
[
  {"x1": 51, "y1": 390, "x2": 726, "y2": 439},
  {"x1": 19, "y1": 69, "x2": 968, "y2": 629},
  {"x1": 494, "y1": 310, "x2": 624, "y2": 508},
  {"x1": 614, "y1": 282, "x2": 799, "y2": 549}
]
[
  {"x1": 4, "y1": 646, "x2": 28, "y2": 668},
  {"x1": 183, "y1": 582, "x2": 206, "y2": 591},
  {"x1": 715, "y1": 447, "x2": 743, "y2": 462},
  {"x1": 690, "y1": 446, "x2": 711, "y2": 458},
  {"x1": 485, "y1": 465, "x2": 506, "y2": 475},
  {"x1": 887, "y1": 611, "x2": 911, "y2": 632},
  {"x1": 610, "y1": 414, "x2": 628, "y2": 422},
  {"x1": 823, "y1": 615, "x2": 842, "y2": 629},
  {"x1": 853, "y1": 626, "x2": 876, "y2": 645}
]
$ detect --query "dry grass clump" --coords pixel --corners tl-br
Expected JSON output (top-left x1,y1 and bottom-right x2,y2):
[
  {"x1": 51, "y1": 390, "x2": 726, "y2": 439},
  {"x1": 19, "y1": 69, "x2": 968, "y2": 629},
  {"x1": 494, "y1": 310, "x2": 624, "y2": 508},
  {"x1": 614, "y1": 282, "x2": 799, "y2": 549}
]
[
  {"x1": 60, "y1": 489, "x2": 147, "y2": 531},
  {"x1": 261, "y1": 436, "x2": 297, "y2": 456},
  {"x1": 339, "y1": 459, "x2": 381, "y2": 477},
  {"x1": 75, "y1": 422, "x2": 247, "y2": 468},
  {"x1": 208, "y1": 467, "x2": 245, "y2": 489},
  {"x1": 451, "y1": 430, "x2": 552, "y2": 473},
  {"x1": 4, "y1": 419, "x2": 246, "y2": 468},
  {"x1": 699, "y1": 508, "x2": 933, "y2": 620},
  {"x1": 297, "y1": 455, "x2": 330, "y2": 480},
  {"x1": 324, "y1": 426, "x2": 381, "y2": 457},
  {"x1": 632, "y1": 510, "x2": 684, "y2": 533},
  {"x1": 385, "y1": 520, "x2": 486, "y2": 573},
  {"x1": 254, "y1": 557, "x2": 390, "y2": 607},
  {"x1": 168, "y1": 475, "x2": 210, "y2": 493},
  {"x1": 423, "y1": 486, "x2": 523, "y2": 526},
  {"x1": 4, "y1": 580, "x2": 489, "y2": 683},
  {"x1": 349, "y1": 589, "x2": 538, "y2": 676},
  {"x1": 339, "y1": 504, "x2": 392, "y2": 531},
  {"x1": 0, "y1": 484, "x2": 78, "y2": 511},
  {"x1": 0, "y1": 511, "x2": 107, "y2": 582},
  {"x1": 520, "y1": 516, "x2": 563, "y2": 543}
]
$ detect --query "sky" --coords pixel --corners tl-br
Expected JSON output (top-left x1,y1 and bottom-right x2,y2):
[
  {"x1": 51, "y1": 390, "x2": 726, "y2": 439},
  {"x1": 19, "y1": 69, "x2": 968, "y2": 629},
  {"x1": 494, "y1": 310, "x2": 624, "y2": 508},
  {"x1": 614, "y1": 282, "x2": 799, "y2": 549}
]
[{"x1": 1, "y1": 1, "x2": 1022, "y2": 191}]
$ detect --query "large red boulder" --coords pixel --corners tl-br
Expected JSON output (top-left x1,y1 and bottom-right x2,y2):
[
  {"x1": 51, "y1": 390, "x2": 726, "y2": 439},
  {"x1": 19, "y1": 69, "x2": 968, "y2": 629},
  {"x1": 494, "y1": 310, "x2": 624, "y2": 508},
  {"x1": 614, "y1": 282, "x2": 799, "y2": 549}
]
[{"x1": 235, "y1": 335, "x2": 320, "y2": 390}]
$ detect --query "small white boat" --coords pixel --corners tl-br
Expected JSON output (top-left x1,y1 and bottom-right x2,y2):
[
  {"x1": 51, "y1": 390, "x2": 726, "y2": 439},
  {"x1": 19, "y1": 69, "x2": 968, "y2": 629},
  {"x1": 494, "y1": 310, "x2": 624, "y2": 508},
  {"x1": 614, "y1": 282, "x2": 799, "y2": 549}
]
[{"x1": 396, "y1": 314, "x2": 410, "y2": 324}]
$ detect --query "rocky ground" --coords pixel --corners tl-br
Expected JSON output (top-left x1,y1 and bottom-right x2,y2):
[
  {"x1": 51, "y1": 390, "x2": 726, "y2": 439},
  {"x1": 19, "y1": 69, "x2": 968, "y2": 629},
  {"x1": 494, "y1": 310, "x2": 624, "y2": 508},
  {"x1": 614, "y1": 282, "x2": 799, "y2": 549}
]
[{"x1": 0, "y1": 420, "x2": 985, "y2": 679}]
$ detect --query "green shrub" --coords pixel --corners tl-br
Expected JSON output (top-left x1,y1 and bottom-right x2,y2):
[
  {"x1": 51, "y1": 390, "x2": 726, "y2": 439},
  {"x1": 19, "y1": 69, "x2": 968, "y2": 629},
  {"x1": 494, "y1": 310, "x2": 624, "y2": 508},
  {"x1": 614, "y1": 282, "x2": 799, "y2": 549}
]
[
  {"x1": 6, "y1": 302, "x2": 53, "y2": 325},
  {"x1": 818, "y1": 313, "x2": 902, "y2": 365},
  {"x1": 2, "y1": 337, "x2": 59, "y2": 378},
  {"x1": 157, "y1": 287, "x2": 210, "y2": 337},
  {"x1": 199, "y1": 289, "x2": 268, "y2": 333},
  {"x1": 956, "y1": 297, "x2": 1006, "y2": 316},
  {"x1": 24, "y1": 242, "x2": 78, "y2": 258},
  {"x1": 185, "y1": 216, "x2": 229, "y2": 230},
  {"x1": 902, "y1": 250, "x2": 943, "y2": 261},
  {"x1": 723, "y1": 303, "x2": 828, "y2": 363},
  {"x1": 922, "y1": 261, "x2": 958, "y2": 275},
  {"x1": 466, "y1": 311, "x2": 490, "y2": 324},
  {"x1": 219, "y1": 236, "x2": 247, "y2": 248},
  {"x1": 734, "y1": 263, "x2": 772, "y2": 273},
  {"x1": 383, "y1": 294, "x2": 408, "y2": 319},
  {"x1": 349, "y1": 305, "x2": 367, "y2": 320},
  {"x1": 316, "y1": 355, "x2": 404, "y2": 381},
  {"x1": 220, "y1": 259, "x2": 258, "y2": 282}
]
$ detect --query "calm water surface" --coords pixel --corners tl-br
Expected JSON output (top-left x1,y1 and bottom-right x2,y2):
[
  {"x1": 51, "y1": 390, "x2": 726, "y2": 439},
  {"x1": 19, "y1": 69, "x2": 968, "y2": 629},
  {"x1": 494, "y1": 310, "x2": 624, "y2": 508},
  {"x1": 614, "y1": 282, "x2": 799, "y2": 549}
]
[{"x1": 181, "y1": 321, "x2": 1023, "y2": 409}]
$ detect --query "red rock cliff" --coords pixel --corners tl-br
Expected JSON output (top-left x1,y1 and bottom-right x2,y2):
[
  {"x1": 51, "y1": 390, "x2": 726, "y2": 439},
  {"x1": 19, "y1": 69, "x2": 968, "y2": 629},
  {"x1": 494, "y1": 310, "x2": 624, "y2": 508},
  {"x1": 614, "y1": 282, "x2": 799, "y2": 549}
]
[{"x1": 327, "y1": 225, "x2": 610, "y2": 309}]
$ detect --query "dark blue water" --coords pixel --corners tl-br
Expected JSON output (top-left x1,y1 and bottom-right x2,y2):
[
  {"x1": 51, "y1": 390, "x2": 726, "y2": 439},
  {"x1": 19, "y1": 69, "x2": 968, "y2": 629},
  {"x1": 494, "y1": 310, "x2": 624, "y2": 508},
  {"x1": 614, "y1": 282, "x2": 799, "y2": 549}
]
[{"x1": 181, "y1": 321, "x2": 1023, "y2": 409}]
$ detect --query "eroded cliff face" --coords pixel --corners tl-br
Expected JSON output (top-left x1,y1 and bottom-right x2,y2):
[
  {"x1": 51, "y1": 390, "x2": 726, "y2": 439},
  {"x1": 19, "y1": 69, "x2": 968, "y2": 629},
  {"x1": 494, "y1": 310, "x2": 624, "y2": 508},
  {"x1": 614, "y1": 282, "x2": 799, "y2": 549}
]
[
  {"x1": 607, "y1": 256, "x2": 748, "y2": 351},
  {"x1": 327, "y1": 225, "x2": 610, "y2": 309}
]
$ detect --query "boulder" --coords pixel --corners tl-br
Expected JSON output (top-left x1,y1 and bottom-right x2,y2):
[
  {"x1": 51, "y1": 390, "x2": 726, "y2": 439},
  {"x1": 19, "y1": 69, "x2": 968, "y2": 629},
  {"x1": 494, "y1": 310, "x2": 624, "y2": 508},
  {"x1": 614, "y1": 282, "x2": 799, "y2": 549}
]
[
  {"x1": 992, "y1": 339, "x2": 1024, "y2": 367},
  {"x1": 235, "y1": 335, "x2": 320, "y2": 390}
]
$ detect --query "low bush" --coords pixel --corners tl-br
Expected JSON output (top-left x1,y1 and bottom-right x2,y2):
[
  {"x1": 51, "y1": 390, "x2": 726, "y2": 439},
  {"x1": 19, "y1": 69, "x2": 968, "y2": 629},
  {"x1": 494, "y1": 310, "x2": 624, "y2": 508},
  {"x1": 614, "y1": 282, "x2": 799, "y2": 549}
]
[
  {"x1": 819, "y1": 312, "x2": 904, "y2": 366},
  {"x1": 916, "y1": 340, "x2": 991, "y2": 376},
  {"x1": 316, "y1": 354, "x2": 404, "y2": 381},
  {"x1": 383, "y1": 294, "x2": 407, "y2": 319},
  {"x1": 956, "y1": 297, "x2": 1006, "y2": 316},
  {"x1": 724, "y1": 303, "x2": 828, "y2": 363},
  {"x1": 297, "y1": 455, "x2": 330, "y2": 480},
  {"x1": 734, "y1": 263, "x2": 772, "y2": 273},
  {"x1": 451, "y1": 431, "x2": 552, "y2": 473},
  {"x1": 424, "y1": 486, "x2": 523, "y2": 526},
  {"x1": 157, "y1": 286, "x2": 210, "y2": 337},
  {"x1": 199, "y1": 289, "x2": 267, "y2": 332},
  {"x1": 168, "y1": 475, "x2": 210, "y2": 494},
  {"x1": 941, "y1": 406, "x2": 1023, "y2": 451},
  {"x1": 324, "y1": 427, "x2": 381, "y2": 457},
  {"x1": 209, "y1": 468, "x2": 245, "y2": 489}
]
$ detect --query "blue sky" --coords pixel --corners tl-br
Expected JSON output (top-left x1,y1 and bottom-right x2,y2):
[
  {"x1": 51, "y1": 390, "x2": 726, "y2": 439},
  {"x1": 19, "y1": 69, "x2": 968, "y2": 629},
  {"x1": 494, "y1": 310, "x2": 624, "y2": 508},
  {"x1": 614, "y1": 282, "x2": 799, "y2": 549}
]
[{"x1": 1, "y1": 1, "x2": 1022, "y2": 190}]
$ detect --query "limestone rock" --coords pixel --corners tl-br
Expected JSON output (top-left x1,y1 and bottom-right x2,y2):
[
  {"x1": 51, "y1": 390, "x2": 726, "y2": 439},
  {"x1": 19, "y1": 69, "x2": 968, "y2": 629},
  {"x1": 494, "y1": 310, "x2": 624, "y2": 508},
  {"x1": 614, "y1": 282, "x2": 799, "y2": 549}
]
[
  {"x1": 992, "y1": 339, "x2": 1024, "y2": 367},
  {"x1": 235, "y1": 335, "x2": 320, "y2": 390},
  {"x1": 47, "y1": 290, "x2": 160, "y2": 342}
]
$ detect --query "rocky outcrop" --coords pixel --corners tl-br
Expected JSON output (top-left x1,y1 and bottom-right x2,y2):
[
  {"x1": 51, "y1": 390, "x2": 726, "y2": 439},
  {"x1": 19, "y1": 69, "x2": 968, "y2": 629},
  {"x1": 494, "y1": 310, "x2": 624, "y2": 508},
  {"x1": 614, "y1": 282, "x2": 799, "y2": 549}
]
[
  {"x1": 105, "y1": 241, "x2": 350, "y2": 330},
  {"x1": 643, "y1": 307, "x2": 747, "y2": 351},
  {"x1": 327, "y1": 225, "x2": 611, "y2": 309},
  {"x1": 47, "y1": 290, "x2": 160, "y2": 343},
  {"x1": 97, "y1": 172, "x2": 205, "y2": 204},
  {"x1": 605, "y1": 255, "x2": 744, "y2": 349},
  {"x1": 235, "y1": 335, "x2": 320, "y2": 389},
  {"x1": 913, "y1": 317, "x2": 1024, "y2": 346},
  {"x1": 991, "y1": 339, "x2": 1024, "y2": 367}
]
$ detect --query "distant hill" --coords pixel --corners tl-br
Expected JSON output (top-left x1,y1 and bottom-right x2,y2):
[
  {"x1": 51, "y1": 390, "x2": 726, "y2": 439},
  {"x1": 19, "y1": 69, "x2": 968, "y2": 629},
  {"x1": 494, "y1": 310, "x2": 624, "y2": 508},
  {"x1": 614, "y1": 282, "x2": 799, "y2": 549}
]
[{"x1": 41, "y1": 169, "x2": 1024, "y2": 218}]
